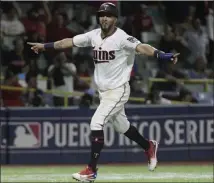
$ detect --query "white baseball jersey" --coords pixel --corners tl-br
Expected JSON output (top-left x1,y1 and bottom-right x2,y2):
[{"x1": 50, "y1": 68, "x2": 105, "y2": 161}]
[{"x1": 73, "y1": 28, "x2": 141, "y2": 91}]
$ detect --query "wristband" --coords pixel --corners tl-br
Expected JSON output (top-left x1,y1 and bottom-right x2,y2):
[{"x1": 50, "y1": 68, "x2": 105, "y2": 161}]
[
  {"x1": 44, "y1": 42, "x2": 54, "y2": 49},
  {"x1": 153, "y1": 50, "x2": 160, "y2": 59},
  {"x1": 154, "y1": 50, "x2": 173, "y2": 62}
]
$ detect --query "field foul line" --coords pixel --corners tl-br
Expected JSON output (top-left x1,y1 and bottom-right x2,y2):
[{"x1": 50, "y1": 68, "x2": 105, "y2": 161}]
[{"x1": 2, "y1": 173, "x2": 213, "y2": 182}]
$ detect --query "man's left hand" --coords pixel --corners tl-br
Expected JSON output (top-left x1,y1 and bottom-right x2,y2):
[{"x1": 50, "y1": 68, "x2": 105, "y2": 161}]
[{"x1": 156, "y1": 51, "x2": 180, "y2": 64}]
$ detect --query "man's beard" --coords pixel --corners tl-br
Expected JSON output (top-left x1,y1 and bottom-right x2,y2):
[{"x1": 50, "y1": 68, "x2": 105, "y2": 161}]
[{"x1": 101, "y1": 23, "x2": 112, "y2": 34}]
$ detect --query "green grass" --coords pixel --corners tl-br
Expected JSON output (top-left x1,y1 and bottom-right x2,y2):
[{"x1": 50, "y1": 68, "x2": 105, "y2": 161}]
[{"x1": 1, "y1": 164, "x2": 213, "y2": 182}]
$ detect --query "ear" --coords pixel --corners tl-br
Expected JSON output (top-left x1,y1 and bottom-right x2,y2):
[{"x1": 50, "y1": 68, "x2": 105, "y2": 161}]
[{"x1": 114, "y1": 17, "x2": 118, "y2": 25}]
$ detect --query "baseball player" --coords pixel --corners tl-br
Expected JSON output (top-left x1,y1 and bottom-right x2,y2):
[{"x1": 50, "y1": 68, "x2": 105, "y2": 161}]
[{"x1": 28, "y1": 2, "x2": 179, "y2": 182}]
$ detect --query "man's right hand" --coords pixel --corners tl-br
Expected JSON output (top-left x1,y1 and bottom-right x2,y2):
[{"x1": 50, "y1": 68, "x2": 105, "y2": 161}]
[{"x1": 27, "y1": 42, "x2": 45, "y2": 54}]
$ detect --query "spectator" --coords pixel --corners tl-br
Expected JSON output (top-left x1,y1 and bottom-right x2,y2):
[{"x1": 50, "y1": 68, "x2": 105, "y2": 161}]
[
  {"x1": 179, "y1": 88, "x2": 197, "y2": 103},
  {"x1": 48, "y1": 52, "x2": 77, "y2": 107},
  {"x1": 186, "y1": 56, "x2": 208, "y2": 79},
  {"x1": 159, "y1": 25, "x2": 177, "y2": 53},
  {"x1": 24, "y1": 31, "x2": 50, "y2": 76},
  {"x1": 79, "y1": 88, "x2": 95, "y2": 108},
  {"x1": 77, "y1": 61, "x2": 91, "y2": 77},
  {"x1": 1, "y1": 69, "x2": 25, "y2": 107},
  {"x1": 163, "y1": 2, "x2": 191, "y2": 24},
  {"x1": 180, "y1": 18, "x2": 209, "y2": 65},
  {"x1": 152, "y1": 61, "x2": 188, "y2": 92},
  {"x1": 139, "y1": 4, "x2": 154, "y2": 32},
  {"x1": 47, "y1": 13, "x2": 73, "y2": 42},
  {"x1": 180, "y1": 15, "x2": 193, "y2": 33},
  {"x1": 158, "y1": 24, "x2": 187, "y2": 66},
  {"x1": 144, "y1": 91, "x2": 172, "y2": 105},
  {"x1": 11, "y1": 1, "x2": 22, "y2": 19},
  {"x1": 188, "y1": 5, "x2": 196, "y2": 19},
  {"x1": 22, "y1": 2, "x2": 51, "y2": 42},
  {"x1": 161, "y1": 87, "x2": 197, "y2": 103},
  {"x1": 206, "y1": 4, "x2": 214, "y2": 63},
  {"x1": 1, "y1": 32, "x2": 7, "y2": 68},
  {"x1": 128, "y1": 75, "x2": 147, "y2": 104},
  {"x1": 24, "y1": 71, "x2": 44, "y2": 107},
  {"x1": 1, "y1": 2, "x2": 22, "y2": 20},
  {"x1": 122, "y1": 15, "x2": 134, "y2": 35},
  {"x1": 46, "y1": 12, "x2": 74, "y2": 61},
  {"x1": 66, "y1": 5, "x2": 89, "y2": 34},
  {"x1": 0, "y1": 5, "x2": 25, "y2": 51},
  {"x1": 0, "y1": 92, "x2": 3, "y2": 107},
  {"x1": 132, "y1": 4, "x2": 154, "y2": 40},
  {"x1": 25, "y1": 31, "x2": 42, "y2": 61},
  {"x1": 130, "y1": 75, "x2": 146, "y2": 98},
  {"x1": 73, "y1": 55, "x2": 93, "y2": 91},
  {"x1": 5, "y1": 37, "x2": 26, "y2": 74}
]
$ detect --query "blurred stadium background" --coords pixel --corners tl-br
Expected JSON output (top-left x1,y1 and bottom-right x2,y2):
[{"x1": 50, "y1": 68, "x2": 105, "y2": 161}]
[{"x1": 0, "y1": 1, "x2": 213, "y2": 182}]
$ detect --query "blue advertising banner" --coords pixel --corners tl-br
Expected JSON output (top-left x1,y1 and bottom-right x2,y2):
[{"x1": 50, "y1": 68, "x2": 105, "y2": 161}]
[{"x1": 0, "y1": 105, "x2": 213, "y2": 164}]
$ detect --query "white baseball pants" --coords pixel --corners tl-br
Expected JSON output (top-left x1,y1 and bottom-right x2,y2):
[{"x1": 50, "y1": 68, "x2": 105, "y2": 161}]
[{"x1": 90, "y1": 82, "x2": 130, "y2": 134}]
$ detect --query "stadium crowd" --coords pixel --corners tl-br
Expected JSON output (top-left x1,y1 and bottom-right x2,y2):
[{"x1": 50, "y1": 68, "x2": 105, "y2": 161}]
[{"x1": 0, "y1": 1, "x2": 213, "y2": 107}]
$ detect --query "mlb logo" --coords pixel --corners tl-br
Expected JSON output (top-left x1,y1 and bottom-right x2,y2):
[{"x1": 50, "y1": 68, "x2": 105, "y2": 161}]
[{"x1": 0, "y1": 122, "x2": 41, "y2": 149}]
